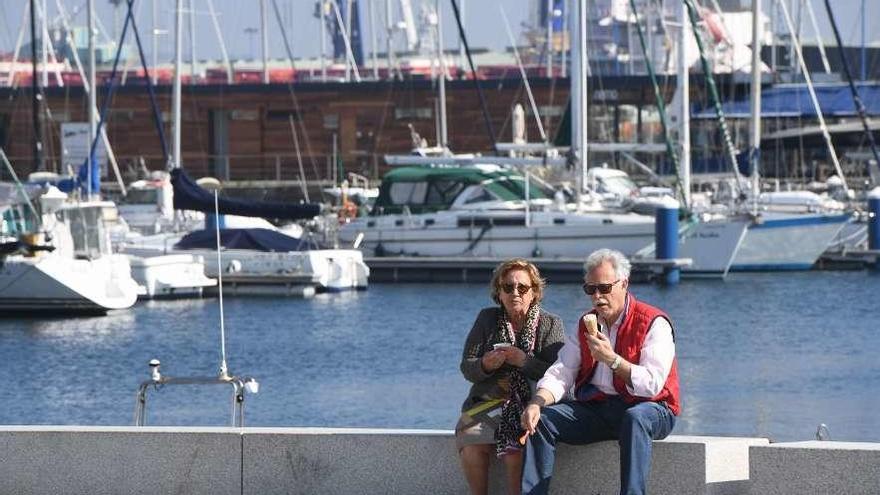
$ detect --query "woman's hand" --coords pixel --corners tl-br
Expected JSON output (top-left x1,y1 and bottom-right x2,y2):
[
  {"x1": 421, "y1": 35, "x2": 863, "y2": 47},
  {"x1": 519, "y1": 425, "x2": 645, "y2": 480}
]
[
  {"x1": 480, "y1": 349, "x2": 506, "y2": 373},
  {"x1": 499, "y1": 346, "x2": 528, "y2": 367}
]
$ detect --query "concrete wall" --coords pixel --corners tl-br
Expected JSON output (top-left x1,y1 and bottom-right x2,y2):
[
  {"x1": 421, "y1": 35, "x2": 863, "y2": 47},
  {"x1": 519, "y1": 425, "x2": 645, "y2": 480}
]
[
  {"x1": 0, "y1": 426, "x2": 241, "y2": 495},
  {"x1": 0, "y1": 426, "x2": 774, "y2": 494},
  {"x1": 749, "y1": 441, "x2": 880, "y2": 495}
]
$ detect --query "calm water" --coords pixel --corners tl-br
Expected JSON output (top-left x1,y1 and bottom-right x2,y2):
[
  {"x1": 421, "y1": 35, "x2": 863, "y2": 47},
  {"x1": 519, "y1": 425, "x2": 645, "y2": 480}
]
[{"x1": 1, "y1": 271, "x2": 878, "y2": 442}]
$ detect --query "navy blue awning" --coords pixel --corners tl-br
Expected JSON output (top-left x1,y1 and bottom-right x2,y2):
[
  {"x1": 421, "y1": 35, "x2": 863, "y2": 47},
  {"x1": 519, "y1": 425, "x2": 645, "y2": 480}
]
[
  {"x1": 170, "y1": 168, "x2": 321, "y2": 220},
  {"x1": 174, "y1": 228, "x2": 321, "y2": 252},
  {"x1": 693, "y1": 83, "x2": 880, "y2": 119}
]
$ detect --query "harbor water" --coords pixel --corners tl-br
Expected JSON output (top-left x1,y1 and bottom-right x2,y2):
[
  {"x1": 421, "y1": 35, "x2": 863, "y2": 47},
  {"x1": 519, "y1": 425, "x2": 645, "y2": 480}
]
[{"x1": 1, "y1": 270, "x2": 878, "y2": 443}]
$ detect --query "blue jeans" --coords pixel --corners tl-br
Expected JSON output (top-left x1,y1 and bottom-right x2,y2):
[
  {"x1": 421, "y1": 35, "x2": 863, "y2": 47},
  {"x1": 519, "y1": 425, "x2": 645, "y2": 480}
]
[{"x1": 521, "y1": 397, "x2": 676, "y2": 495}]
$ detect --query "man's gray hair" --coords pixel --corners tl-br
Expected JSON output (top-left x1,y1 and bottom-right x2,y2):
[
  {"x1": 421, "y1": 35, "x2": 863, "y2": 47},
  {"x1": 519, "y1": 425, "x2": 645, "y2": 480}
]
[{"x1": 584, "y1": 248, "x2": 631, "y2": 280}]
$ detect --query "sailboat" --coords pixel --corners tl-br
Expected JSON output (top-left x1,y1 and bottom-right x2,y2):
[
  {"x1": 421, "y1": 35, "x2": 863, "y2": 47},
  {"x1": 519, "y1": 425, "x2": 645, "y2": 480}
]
[{"x1": 727, "y1": 0, "x2": 851, "y2": 271}]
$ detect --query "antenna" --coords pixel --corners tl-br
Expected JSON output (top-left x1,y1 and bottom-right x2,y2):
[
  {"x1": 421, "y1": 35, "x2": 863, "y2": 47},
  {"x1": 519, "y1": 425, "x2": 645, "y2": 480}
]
[
  {"x1": 213, "y1": 189, "x2": 229, "y2": 379},
  {"x1": 134, "y1": 183, "x2": 259, "y2": 427}
]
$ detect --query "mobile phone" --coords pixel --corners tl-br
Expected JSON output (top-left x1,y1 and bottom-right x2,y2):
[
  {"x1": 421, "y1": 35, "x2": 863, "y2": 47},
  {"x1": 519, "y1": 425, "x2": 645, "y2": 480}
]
[{"x1": 493, "y1": 343, "x2": 513, "y2": 350}]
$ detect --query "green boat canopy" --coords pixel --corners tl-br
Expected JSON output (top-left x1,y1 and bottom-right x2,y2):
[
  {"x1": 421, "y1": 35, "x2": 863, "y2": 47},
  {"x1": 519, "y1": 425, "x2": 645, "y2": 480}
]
[{"x1": 372, "y1": 166, "x2": 554, "y2": 215}]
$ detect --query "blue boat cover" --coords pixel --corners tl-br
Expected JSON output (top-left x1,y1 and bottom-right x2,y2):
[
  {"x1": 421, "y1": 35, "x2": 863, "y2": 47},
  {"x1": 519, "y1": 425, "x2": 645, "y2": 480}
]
[
  {"x1": 693, "y1": 83, "x2": 880, "y2": 118},
  {"x1": 170, "y1": 169, "x2": 321, "y2": 220},
  {"x1": 174, "y1": 228, "x2": 320, "y2": 252}
]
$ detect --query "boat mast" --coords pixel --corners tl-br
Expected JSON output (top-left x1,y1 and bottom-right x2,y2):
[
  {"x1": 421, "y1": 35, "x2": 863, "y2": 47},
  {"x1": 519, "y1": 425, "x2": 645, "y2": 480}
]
[
  {"x1": 29, "y1": 0, "x2": 44, "y2": 172},
  {"x1": 189, "y1": 0, "x2": 197, "y2": 82},
  {"x1": 776, "y1": 0, "x2": 847, "y2": 190},
  {"x1": 260, "y1": 0, "x2": 269, "y2": 84},
  {"x1": 749, "y1": 0, "x2": 762, "y2": 199},
  {"x1": 676, "y1": 0, "x2": 691, "y2": 208},
  {"x1": 88, "y1": 0, "x2": 97, "y2": 197},
  {"x1": 173, "y1": 0, "x2": 182, "y2": 169},
  {"x1": 435, "y1": 0, "x2": 447, "y2": 149},
  {"x1": 570, "y1": 0, "x2": 588, "y2": 194}
]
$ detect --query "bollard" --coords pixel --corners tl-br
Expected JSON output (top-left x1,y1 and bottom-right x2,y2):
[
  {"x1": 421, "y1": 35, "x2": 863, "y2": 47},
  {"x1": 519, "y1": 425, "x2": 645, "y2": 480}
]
[
  {"x1": 869, "y1": 187, "x2": 880, "y2": 270},
  {"x1": 655, "y1": 198, "x2": 681, "y2": 285}
]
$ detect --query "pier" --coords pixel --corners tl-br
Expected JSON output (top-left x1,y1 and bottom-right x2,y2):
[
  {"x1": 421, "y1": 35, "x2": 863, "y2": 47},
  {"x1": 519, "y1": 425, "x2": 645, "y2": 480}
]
[
  {"x1": 365, "y1": 256, "x2": 692, "y2": 284},
  {"x1": 1, "y1": 426, "x2": 877, "y2": 494}
]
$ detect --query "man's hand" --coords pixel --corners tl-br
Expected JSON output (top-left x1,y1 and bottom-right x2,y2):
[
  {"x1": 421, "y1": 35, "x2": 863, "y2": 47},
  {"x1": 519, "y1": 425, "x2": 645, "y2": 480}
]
[
  {"x1": 521, "y1": 403, "x2": 541, "y2": 436},
  {"x1": 586, "y1": 331, "x2": 616, "y2": 366}
]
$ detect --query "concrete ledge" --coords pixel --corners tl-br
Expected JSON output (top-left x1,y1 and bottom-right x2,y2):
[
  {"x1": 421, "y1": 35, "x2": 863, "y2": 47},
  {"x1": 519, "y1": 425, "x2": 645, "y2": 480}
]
[
  {"x1": 0, "y1": 426, "x2": 242, "y2": 495},
  {"x1": 242, "y1": 428, "x2": 767, "y2": 495},
  {"x1": 749, "y1": 441, "x2": 880, "y2": 494},
  {"x1": 0, "y1": 426, "x2": 769, "y2": 495}
]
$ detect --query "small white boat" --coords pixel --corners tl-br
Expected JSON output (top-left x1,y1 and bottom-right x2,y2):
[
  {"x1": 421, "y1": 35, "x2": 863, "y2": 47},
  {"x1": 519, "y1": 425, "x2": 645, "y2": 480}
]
[
  {"x1": 128, "y1": 253, "x2": 216, "y2": 299},
  {"x1": 0, "y1": 187, "x2": 139, "y2": 313}
]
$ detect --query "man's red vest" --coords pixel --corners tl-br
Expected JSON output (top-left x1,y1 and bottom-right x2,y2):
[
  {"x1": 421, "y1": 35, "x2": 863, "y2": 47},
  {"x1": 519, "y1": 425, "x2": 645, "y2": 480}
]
[{"x1": 574, "y1": 295, "x2": 681, "y2": 415}]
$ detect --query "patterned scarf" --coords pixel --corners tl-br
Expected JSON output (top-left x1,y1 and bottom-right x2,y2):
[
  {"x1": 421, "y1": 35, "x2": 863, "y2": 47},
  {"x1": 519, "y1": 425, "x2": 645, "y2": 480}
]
[{"x1": 493, "y1": 303, "x2": 540, "y2": 457}]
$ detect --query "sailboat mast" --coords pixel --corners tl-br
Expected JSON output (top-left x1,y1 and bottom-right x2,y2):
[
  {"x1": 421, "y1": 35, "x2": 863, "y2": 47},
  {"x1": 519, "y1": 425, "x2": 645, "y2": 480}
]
[
  {"x1": 676, "y1": 0, "x2": 691, "y2": 208},
  {"x1": 29, "y1": 0, "x2": 44, "y2": 172},
  {"x1": 749, "y1": 0, "x2": 762, "y2": 197},
  {"x1": 436, "y1": 0, "x2": 447, "y2": 149},
  {"x1": 570, "y1": 0, "x2": 588, "y2": 194},
  {"x1": 88, "y1": 0, "x2": 97, "y2": 196},
  {"x1": 172, "y1": 0, "x2": 182, "y2": 169}
]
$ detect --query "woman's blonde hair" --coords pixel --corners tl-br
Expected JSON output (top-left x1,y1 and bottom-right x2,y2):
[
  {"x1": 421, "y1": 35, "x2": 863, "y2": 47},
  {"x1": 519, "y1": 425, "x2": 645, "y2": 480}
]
[{"x1": 490, "y1": 258, "x2": 546, "y2": 305}]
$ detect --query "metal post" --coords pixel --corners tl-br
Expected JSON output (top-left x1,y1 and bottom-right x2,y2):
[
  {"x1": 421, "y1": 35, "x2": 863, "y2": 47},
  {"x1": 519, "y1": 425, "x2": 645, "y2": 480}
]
[
  {"x1": 173, "y1": 0, "x2": 183, "y2": 169},
  {"x1": 321, "y1": 0, "x2": 328, "y2": 81},
  {"x1": 436, "y1": 0, "x2": 447, "y2": 149},
  {"x1": 385, "y1": 0, "x2": 394, "y2": 80},
  {"x1": 546, "y1": 0, "x2": 553, "y2": 77},
  {"x1": 87, "y1": 0, "x2": 97, "y2": 196},
  {"x1": 189, "y1": 0, "x2": 196, "y2": 82},
  {"x1": 571, "y1": 0, "x2": 588, "y2": 195},
  {"x1": 29, "y1": 0, "x2": 44, "y2": 172},
  {"x1": 750, "y1": 0, "x2": 762, "y2": 201},
  {"x1": 152, "y1": 0, "x2": 159, "y2": 85},
  {"x1": 41, "y1": 0, "x2": 48, "y2": 88},
  {"x1": 677, "y1": 0, "x2": 691, "y2": 208},
  {"x1": 369, "y1": 0, "x2": 379, "y2": 79},
  {"x1": 861, "y1": 0, "x2": 867, "y2": 81},
  {"x1": 260, "y1": 0, "x2": 269, "y2": 83}
]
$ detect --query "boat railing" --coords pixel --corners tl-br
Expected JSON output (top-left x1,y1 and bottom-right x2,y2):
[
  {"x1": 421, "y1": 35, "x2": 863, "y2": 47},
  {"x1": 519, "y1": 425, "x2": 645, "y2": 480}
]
[{"x1": 134, "y1": 359, "x2": 258, "y2": 427}]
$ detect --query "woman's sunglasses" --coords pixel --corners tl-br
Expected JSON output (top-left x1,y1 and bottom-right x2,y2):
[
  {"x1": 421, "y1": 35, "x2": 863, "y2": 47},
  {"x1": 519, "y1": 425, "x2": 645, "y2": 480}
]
[
  {"x1": 582, "y1": 280, "x2": 620, "y2": 295},
  {"x1": 501, "y1": 283, "x2": 533, "y2": 295}
]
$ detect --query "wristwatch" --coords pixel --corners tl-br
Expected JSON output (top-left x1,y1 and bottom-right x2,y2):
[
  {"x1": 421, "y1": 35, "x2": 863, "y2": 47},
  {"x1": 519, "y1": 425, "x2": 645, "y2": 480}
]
[{"x1": 610, "y1": 355, "x2": 622, "y2": 371}]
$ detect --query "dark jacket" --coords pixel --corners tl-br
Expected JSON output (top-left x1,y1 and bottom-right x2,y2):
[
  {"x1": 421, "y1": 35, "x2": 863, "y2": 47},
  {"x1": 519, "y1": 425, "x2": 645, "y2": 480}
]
[{"x1": 459, "y1": 307, "x2": 565, "y2": 412}]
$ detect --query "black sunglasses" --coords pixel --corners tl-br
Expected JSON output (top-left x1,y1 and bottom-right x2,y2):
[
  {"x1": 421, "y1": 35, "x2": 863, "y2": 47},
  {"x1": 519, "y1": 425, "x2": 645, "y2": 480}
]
[
  {"x1": 582, "y1": 280, "x2": 620, "y2": 295},
  {"x1": 502, "y1": 283, "x2": 533, "y2": 295}
]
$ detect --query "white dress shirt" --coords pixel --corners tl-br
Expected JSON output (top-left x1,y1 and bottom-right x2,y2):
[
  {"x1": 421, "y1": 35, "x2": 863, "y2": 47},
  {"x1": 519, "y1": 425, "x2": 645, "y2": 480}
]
[{"x1": 536, "y1": 297, "x2": 675, "y2": 403}]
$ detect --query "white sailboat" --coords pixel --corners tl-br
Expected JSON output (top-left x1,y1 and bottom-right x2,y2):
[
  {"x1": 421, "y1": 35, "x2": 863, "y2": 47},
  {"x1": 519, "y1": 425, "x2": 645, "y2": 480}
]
[{"x1": 728, "y1": 0, "x2": 851, "y2": 271}]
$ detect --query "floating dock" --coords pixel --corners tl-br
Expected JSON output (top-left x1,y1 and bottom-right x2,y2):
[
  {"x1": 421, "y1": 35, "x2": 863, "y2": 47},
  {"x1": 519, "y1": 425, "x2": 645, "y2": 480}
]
[{"x1": 364, "y1": 256, "x2": 692, "y2": 284}]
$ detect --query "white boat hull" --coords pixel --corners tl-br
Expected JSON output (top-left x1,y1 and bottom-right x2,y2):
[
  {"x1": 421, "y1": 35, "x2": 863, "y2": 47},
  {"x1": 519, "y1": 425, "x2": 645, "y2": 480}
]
[
  {"x1": 128, "y1": 254, "x2": 216, "y2": 299},
  {"x1": 634, "y1": 216, "x2": 750, "y2": 278},
  {"x1": 731, "y1": 212, "x2": 851, "y2": 271},
  {"x1": 0, "y1": 253, "x2": 139, "y2": 312},
  {"x1": 341, "y1": 211, "x2": 656, "y2": 259}
]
